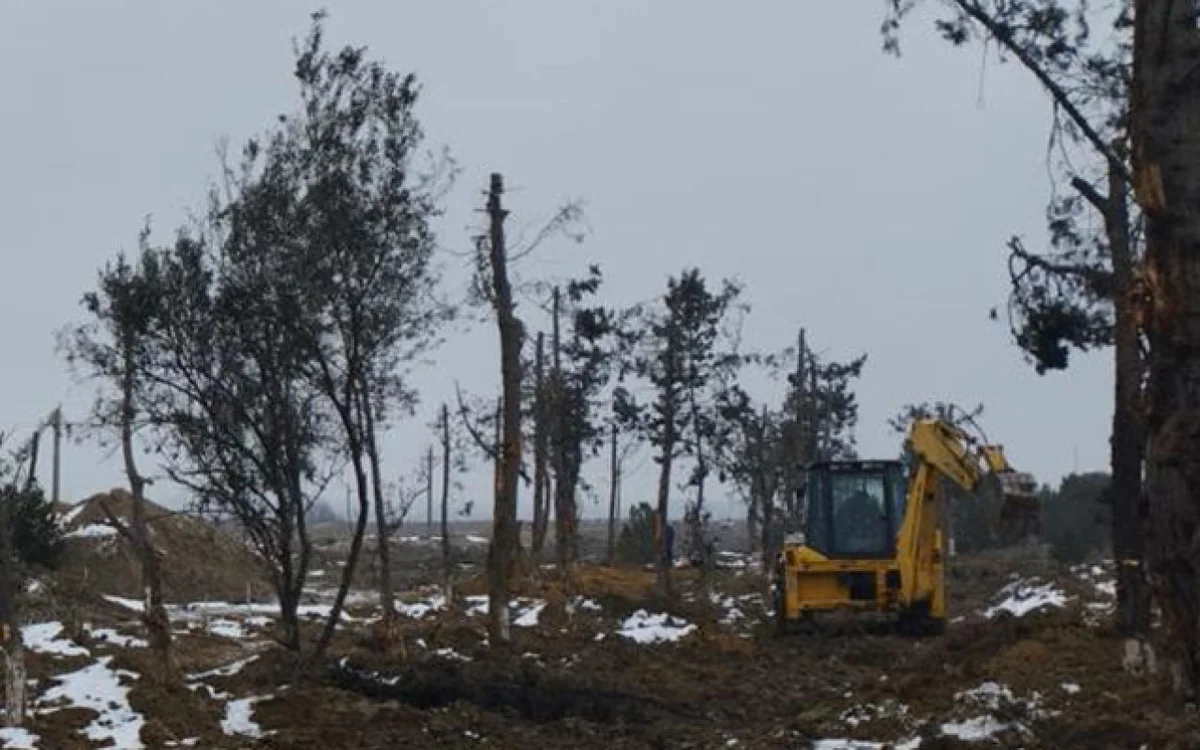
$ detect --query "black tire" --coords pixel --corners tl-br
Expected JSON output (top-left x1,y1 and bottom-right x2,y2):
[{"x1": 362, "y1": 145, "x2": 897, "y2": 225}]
[{"x1": 896, "y1": 600, "x2": 946, "y2": 637}]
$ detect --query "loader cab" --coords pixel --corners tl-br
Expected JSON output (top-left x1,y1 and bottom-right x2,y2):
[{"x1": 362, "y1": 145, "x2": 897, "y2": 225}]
[{"x1": 801, "y1": 460, "x2": 908, "y2": 560}]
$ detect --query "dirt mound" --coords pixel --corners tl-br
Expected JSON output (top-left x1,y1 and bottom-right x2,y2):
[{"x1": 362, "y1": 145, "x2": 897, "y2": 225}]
[{"x1": 56, "y1": 488, "x2": 271, "y2": 603}]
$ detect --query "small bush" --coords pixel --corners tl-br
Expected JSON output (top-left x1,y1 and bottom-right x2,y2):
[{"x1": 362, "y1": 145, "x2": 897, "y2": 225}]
[
  {"x1": 615, "y1": 502, "x2": 657, "y2": 565},
  {"x1": 3, "y1": 481, "x2": 66, "y2": 569}
]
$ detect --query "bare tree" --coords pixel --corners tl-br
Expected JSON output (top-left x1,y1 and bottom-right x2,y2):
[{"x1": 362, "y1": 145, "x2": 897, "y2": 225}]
[{"x1": 474, "y1": 173, "x2": 521, "y2": 643}]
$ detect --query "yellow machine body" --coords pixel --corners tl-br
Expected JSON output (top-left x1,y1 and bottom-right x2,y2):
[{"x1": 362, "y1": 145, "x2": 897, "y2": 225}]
[{"x1": 773, "y1": 417, "x2": 1037, "y2": 633}]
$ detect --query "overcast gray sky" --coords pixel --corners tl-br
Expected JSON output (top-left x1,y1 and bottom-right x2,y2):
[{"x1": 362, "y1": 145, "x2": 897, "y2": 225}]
[{"x1": 0, "y1": 1, "x2": 1110, "y2": 522}]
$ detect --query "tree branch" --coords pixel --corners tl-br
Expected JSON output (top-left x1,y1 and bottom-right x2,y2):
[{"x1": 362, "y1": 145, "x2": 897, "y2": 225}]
[
  {"x1": 954, "y1": 0, "x2": 1132, "y2": 186},
  {"x1": 1007, "y1": 236, "x2": 1114, "y2": 288},
  {"x1": 453, "y1": 382, "x2": 531, "y2": 484},
  {"x1": 1070, "y1": 175, "x2": 1111, "y2": 217}
]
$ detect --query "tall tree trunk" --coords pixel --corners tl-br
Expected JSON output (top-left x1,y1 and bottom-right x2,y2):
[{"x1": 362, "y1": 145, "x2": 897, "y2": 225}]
[
  {"x1": 607, "y1": 421, "x2": 619, "y2": 565},
  {"x1": 1101, "y1": 152, "x2": 1155, "y2": 674},
  {"x1": 50, "y1": 406, "x2": 61, "y2": 505},
  {"x1": 654, "y1": 335, "x2": 679, "y2": 600},
  {"x1": 654, "y1": 437, "x2": 676, "y2": 597},
  {"x1": 441, "y1": 404, "x2": 453, "y2": 601},
  {"x1": 315, "y1": 387, "x2": 371, "y2": 659},
  {"x1": 1133, "y1": 0, "x2": 1200, "y2": 699},
  {"x1": 532, "y1": 332, "x2": 549, "y2": 558},
  {"x1": 0, "y1": 486, "x2": 25, "y2": 728},
  {"x1": 746, "y1": 492, "x2": 759, "y2": 560},
  {"x1": 121, "y1": 340, "x2": 173, "y2": 684},
  {"x1": 758, "y1": 407, "x2": 777, "y2": 578},
  {"x1": 486, "y1": 172, "x2": 522, "y2": 645},
  {"x1": 363, "y1": 383, "x2": 398, "y2": 645},
  {"x1": 427, "y1": 445, "x2": 434, "y2": 536},
  {"x1": 276, "y1": 509, "x2": 301, "y2": 652},
  {"x1": 549, "y1": 287, "x2": 577, "y2": 598}
]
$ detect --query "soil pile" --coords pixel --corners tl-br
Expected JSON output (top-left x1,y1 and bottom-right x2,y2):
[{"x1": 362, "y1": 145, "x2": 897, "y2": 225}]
[{"x1": 55, "y1": 488, "x2": 271, "y2": 603}]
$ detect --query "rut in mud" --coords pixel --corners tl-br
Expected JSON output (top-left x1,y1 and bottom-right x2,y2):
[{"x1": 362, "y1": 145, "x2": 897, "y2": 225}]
[{"x1": 327, "y1": 656, "x2": 694, "y2": 725}]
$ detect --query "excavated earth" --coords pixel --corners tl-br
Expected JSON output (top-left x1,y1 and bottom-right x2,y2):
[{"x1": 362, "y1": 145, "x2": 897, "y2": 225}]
[{"x1": 9, "y1": 525, "x2": 1200, "y2": 749}]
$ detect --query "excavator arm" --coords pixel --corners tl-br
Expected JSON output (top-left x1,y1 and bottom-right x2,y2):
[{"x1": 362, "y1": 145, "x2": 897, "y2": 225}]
[{"x1": 894, "y1": 418, "x2": 1037, "y2": 620}]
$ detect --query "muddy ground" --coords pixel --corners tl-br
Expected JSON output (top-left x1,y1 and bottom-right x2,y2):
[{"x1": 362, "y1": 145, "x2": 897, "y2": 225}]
[{"x1": 9, "y1": 538, "x2": 1200, "y2": 750}]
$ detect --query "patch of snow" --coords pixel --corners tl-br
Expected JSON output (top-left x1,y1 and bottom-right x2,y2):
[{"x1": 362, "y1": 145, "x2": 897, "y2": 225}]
[
  {"x1": 38, "y1": 656, "x2": 144, "y2": 748},
  {"x1": 465, "y1": 534, "x2": 489, "y2": 544},
  {"x1": 433, "y1": 647, "x2": 472, "y2": 662},
  {"x1": 66, "y1": 523, "x2": 119, "y2": 539},
  {"x1": 104, "y1": 595, "x2": 145, "y2": 612},
  {"x1": 244, "y1": 616, "x2": 273, "y2": 628},
  {"x1": 983, "y1": 578, "x2": 1068, "y2": 618},
  {"x1": 105, "y1": 595, "x2": 367, "y2": 625},
  {"x1": 22, "y1": 621, "x2": 88, "y2": 657},
  {"x1": 840, "y1": 699, "x2": 910, "y2": 728},
  {"x1": 513, "y1": 600, "x2": 546, "y2": 628},
  {"x1": 208, "y1": 619, "x2": 247, "y2": 639},
  {"x1": 940, "y1": 715, "x2": 1016, "y2": 741},
  {"x1": 187, "y1": 654, "x2": 260, "y2": 681},
  {"x1": 0, "y1": 728, "x2": 38, "y2": 749},
  {"x1": 465, "y1": 595, "x2": 489, "y2": 617},
  {"x1": 222, "y1": 695, "x2": 272, "y2": 738},
  {"x1": 395, "y1": 594, "x2": 446, "y2": 619},
  {"x1": 955, "y1": 681, "x2": 1016, "y2": 711},
  {"x1": 1061, "y1": 681, "x2": 1082, "y2": 695},
  {"x1": 616, "y1": 610, "x2": 697, "y2": 644},
  {"x1": 58, "y1": 502, "x2": 87, "y2": 527},
  {"x1": 85, "y1": 626, "x2": 149, "y2": 649},
  {"x1": 573, "y1": 597, "x2": 603, "y2": 612},
  {"x1": 164, "y1": 739, "x2": 200, "y2": 747}
]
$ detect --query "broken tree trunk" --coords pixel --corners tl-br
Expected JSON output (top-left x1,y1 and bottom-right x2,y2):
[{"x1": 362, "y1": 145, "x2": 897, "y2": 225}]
[{"x1": 485, "y1": 172, "x2": 522, "y2": 645}]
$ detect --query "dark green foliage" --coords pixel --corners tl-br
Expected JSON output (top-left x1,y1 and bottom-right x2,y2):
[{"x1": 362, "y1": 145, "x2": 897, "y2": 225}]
[
  {"x1": 614, "y1": 502, "x2": 657, "y2": 566},
  {"x1": 620, "y1": 268, "x2": 745, "y2": 464},
  {"x1": 1041, "y1": 472, "x2": 1111, "y2": 564},
  {"x1": 3, "y1": 481, "x2": 65, "y2": 570}
]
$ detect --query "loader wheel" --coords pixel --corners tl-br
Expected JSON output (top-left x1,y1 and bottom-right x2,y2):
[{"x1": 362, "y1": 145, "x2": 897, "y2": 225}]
[
  {"x1": 772, "y1": 578, "x2": 787, "y2": 636},
  {"x1": 897, "y1": 605, "x2": 945, "y2": 637}
]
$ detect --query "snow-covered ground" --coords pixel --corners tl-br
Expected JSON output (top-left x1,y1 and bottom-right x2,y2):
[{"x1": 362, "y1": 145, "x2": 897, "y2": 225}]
[{"x1": 983, "y1": 577, "x2": 1069, "y2": 618}]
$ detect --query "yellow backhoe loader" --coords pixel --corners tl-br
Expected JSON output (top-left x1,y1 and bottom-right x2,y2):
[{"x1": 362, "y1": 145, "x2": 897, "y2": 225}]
[{"x1": 772, "y1": 414, "x2": 1038, "y2": 634}]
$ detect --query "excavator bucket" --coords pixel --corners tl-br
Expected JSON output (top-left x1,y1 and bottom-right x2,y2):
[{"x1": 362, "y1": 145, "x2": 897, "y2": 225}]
[{"x1": 995, "y1": 469, "x2": 1040, "y2": 540}]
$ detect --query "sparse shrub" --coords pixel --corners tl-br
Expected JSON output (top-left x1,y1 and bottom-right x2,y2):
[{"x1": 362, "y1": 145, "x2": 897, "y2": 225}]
[
  {"x1": 615, "y1": 502, "x2": 656, "y2": 565},
  {"x1": 3, "y1": 481, "x2": 65, "y2": 570}
]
